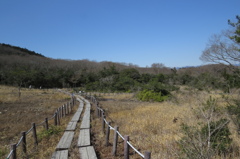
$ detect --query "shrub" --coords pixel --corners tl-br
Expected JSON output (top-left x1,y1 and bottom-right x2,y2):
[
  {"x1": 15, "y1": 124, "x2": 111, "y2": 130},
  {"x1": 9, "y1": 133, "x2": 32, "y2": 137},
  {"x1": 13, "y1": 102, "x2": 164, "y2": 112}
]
[
  {"x1": 227, "y1": 99, "x2": 240, "y2": 134},
  {"x1": 201, "y1": 119, "x2": 232, "y2": 154},
  {"x1": 136, "y1": 90, "x2": 169, "y2": 102},
  {"x1": 38, "y1": 126, "x2": 62, "y2": 141},
  {"x1": 179, "y1": 118, "x2": 231, "y2": 158}
]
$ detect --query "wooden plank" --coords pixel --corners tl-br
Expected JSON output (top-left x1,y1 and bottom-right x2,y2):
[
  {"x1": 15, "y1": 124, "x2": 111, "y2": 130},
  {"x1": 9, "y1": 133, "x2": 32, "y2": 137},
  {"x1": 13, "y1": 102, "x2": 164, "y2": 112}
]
[
  {"x1": 78, "y1": 129, "x2": 90, "y2": 147},
  {"x1": 51, "y1": 150, "x2": 68, "y2": 159},
  {"x1": 56, "y1": 131, "x2": 74, "y2": 150},
  {"x1": 79, "y1": 101, "x2": 84, "y2": 108},
  {"x1": 80, "y1": 113, "x2": 90, "y2": 129},
  {"x1": 71, "y1": 108, "x2": 83, "y2": 122},
  {"x1": 65, "y1": 121, "x2": 77, "y2": 131},
  {"x1": 79, "y1": 146, "x2": 97, "y2": 159}
]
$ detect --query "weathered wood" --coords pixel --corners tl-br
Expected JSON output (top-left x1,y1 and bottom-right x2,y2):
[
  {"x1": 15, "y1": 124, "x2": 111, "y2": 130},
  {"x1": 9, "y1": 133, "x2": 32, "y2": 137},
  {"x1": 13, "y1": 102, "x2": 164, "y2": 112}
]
[
  {"x1": 112, "y1": 126, "x2": 119, "y2": 156},
  {"x1": 21, "y1": 131, "x2": 26, "y2": 154},
  {"x1": 105, "y1": 122, "x2": 111, "y2": 146},
  {"x1": 45, "y1": 118, "x2": 49, "y2": 130},
  {"x1": 51, "y1": 150, "x2": 68, "y2": 159},
  {"x1": 80, "y1": 106, "x2": 90, "y2": 129},
  {"x1": 62, "y1": 105, "x2": 65, "y2": 117},
  {"x1": 79, "y1": 146, "x2": 97, "y2": 159},
  {"x1": 54, "y1": 112, "x2": 57, "y2": 126},
  {"x1": 124, "y1": 135, "x2": 129, "y2": 159},
  {"x1": 32, "y1": 123, "x2": 38, "y2": 146},
  {"x1": 70, "y1": 106, "x2": 83, "y2": 122},
  {"x1": 56, "y1": 131, "x2": 74, "y2": 150},
  {"x1": 57, "y1": 110, "x2": 60, "y2": 125},
  {"x1": 10, "y1": 143, "x2": 16, "y2": 159},
  {"x1": 102, "y1": 114, "x2": 105, "y2": 133},
  {"x1": 95, "y1": 104, "x2": 98, "y2": 117},
  {"x1": 78, "y1": 129, "x2": 90, "y2": 147},
  {"x1": 65, "y1": 121, "x2": 77, "y2": 131},
  {"x1": 63, "y1": 104, "x2": 66, "y2": 117},
  {"x1": 66, "y1": 103, "x2": 69, "y2": 115},
  {"x1": 144, "y1": 151, "x2": 151, "y2": 159}
]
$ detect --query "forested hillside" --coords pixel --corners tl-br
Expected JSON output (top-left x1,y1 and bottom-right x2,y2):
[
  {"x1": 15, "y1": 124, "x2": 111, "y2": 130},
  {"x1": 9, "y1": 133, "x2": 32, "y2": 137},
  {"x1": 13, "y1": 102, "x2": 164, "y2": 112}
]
[{"x1": 0, "y1": 43, "x2": 239, "y2": 98}]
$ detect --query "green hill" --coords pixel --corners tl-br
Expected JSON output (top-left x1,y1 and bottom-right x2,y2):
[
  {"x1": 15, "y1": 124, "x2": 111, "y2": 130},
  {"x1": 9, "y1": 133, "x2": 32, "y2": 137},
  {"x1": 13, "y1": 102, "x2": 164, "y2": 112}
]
[{"x1": 0, "y1": 43, "x2": 45, "y2": 57}]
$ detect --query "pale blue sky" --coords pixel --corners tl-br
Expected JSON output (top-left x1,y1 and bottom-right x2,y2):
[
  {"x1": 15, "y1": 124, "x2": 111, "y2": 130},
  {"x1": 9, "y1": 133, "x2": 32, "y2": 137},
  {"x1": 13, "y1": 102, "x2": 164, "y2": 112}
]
[{"x1": 0, "y1": 0, "x2": 239, "y2": 68}]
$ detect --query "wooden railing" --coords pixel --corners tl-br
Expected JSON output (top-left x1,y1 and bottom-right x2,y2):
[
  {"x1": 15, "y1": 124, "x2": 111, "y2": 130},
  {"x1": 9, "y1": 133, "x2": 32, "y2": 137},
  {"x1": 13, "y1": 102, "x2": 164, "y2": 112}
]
[
  {"x1": 86, "y1": 95, "x2": 151, "y2": 159},
  {"x1": 5, "y1": 95, "x2": 76, "y2": 159}
]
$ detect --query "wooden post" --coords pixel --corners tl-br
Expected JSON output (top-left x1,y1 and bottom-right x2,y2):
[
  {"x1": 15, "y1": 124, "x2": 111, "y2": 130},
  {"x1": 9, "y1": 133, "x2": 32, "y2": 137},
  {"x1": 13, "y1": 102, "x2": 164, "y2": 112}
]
[
  {"x1": 105, "y1": 122, "x2": 111, "y2": 146},
  {"x1": 32, "y1": 123, "x2": 38, "y2": 146},
  {"x1": 10, "y1": 143, "x2": 16, "y2": 159},
  {"x1": 112, "y1": 126, "x2": 119, "y2": 156},
  {"x1": 58, "y1": 107, "x2": 62, "y2": 118},
  {"x1": 98, "y1": 107, "x2": 101, "y2": 118},
  {"x1": 54, "y1": 112, "x2": 57, "y2": 126},
  {"x1": 124, "y1": 135, "x2": 129, "y2": 159},
  {"x1": 144, "y1": 151, "x2": 151, "y2": 159},
  {"x1": 69, "y1": 101, "x2": 72, "y2": 113},
  {"x1": 66, "y1": 103, "x2": 68, "y2": 115},
  {"x1": 102, "y1": 114, "x2": 105, "y2": 133},
  {"x1": 57, "y1": 110, "x2": 60, "y2": 125},
  {"x1": 63, "y1": 104, "x2": 66, "y2": 116},
  {"x1": 21, "y1": 131, "x2": 26, "y2": 154},
  {"x1": 58, "y1": 107, "x2": 61, "y2": 119},
  {"x1": 62, "y1": 105, "x2": 65, "y2": 117},
  {"x1": 95, "y1": 104, "x2": 98, "y2": 117},
  {"x1": 72, "y1": 97, "x2": 75, "y2": 106},
  {"x1": 63, "y1": 104, "x2": 66, "y2": 117},
  {"x1": 45, "y1": 118, "x2": 49, "y2": 130}
]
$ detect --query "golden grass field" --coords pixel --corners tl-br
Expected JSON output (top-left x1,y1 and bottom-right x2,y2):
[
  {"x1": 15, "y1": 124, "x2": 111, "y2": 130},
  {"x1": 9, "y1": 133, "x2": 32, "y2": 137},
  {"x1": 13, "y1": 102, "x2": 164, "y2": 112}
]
[
  {"x1": 0, "y1": 85, "x2": 75, "y2": 158},
  {"x1": 91, "y1": 88, "x2": 240, "y2": 159},
  {"x1": 1, "y1": 85, "x2": 240, "y2": 158}
]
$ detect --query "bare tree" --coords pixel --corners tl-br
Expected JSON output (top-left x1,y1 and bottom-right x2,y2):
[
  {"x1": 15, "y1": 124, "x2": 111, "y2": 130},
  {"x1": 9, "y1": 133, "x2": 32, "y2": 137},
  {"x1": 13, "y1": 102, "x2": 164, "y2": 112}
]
[
  {"x1": 151, "y1": 63, "x2": 165, "y2": 74},
  {"x1": 179, "y1": 97, "x2": 231, "y2": 159},
  {"x1": 200, "y1": 16, "x2": 240, "y2": 67},
  {"x1": 200, "y1": 31, "x2": 240, "y2": 66}
]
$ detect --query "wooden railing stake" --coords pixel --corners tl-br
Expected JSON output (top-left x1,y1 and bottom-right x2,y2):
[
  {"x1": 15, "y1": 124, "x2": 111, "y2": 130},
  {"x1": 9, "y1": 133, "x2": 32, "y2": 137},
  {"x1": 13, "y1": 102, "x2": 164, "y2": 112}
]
[
  {"x1": 21, "y1": 131, "x2": 26, "y2": 154},
  {"x1": 105, "y1": 122, "x2": 111, "y2": 146},
  {"x1": 124, "y1": 135, "x2": 129, "y2": 159},
  {"x1": 32, "y1": 123, "x2": 38, "y2": 146},
  {"x1": 102, "y1": 114, "x2": 105, "y2": 133},
  {"x1": 112, "y1": 126, "x2": 119, "y2": 156},
  {"x1": 10, "y1": 143, "x2": 16, "y2": 159},
  {"x1": 45, "y1": 118, "x2": 49, "y2": 130},
  {"x1": 57, "y1": 110, "x2": 60, "y2": 125},
  {"x1": 54, "y1": 112, "x2": 57, "y2": 126}
]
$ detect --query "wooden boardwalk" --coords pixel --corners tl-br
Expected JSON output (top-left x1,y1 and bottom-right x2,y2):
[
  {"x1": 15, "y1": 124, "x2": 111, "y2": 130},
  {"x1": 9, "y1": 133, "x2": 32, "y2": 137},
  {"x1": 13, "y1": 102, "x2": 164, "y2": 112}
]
[
  {"x1": 78, "y1": 129, "x2": 90, "y2": 147},
  {"x1": 79, "y1": 146, "x2": 97, "y2": 159},
  {"x1": 65, "y1": 121, "x2": 77, "y2": 131},
  {"x1": 55, "y1": 132, "x2": 74, "y2": 150},
  {"x1": 52, "y1": 96, "x2": 97, "y2": 159},
  {"x1": 51, "y1": 150, "x2": 68, "y2": 159}
]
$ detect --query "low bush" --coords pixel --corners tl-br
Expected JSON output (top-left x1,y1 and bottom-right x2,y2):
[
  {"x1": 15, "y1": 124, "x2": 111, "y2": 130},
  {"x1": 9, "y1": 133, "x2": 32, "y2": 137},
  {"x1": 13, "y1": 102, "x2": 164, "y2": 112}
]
[
  {"x1": 136, "y1": 89, "x2": 169, "y2": 102},
  {"x1": 227, "y1": 99, "x2": 240, "y2": 134},
  {"x1": 38, "y1": 126, "x2": 63, "y2": 141}
]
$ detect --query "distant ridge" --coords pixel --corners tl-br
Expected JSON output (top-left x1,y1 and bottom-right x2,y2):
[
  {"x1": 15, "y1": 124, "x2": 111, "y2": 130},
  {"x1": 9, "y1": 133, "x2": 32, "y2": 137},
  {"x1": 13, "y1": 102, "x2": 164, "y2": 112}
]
[{"x1": 0, "y1": 43, "x2": 45, "y2": 57}]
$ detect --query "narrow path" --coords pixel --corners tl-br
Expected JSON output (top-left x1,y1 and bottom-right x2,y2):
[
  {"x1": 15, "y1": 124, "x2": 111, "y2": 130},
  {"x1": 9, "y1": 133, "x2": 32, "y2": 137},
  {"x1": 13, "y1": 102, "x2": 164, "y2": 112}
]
[{"x1": 51, "y1": 96, "x2": 97, "y2": 159}]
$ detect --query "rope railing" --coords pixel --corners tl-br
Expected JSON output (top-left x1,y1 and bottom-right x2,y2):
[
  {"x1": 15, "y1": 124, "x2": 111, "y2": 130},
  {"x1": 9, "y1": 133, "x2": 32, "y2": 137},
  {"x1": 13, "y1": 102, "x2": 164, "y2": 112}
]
[
  {"x1": 5, "y1": 93, "x2": 77, "y2": 159},
  {"x1": 86, "y1": 95, "x2": 151, "y2": 159},
  {"x1": 16, "y1": 136, "x2": 23, "y2": 148},
  {"x1": 103, "y1": 112, "x2": 145, "y2": 158},
  {"x1": 6, "y1": 150, "x2": 13, "y2": 159},
  {"x1": 25, "y1": 126, "x2": 33, "y2": 135}
]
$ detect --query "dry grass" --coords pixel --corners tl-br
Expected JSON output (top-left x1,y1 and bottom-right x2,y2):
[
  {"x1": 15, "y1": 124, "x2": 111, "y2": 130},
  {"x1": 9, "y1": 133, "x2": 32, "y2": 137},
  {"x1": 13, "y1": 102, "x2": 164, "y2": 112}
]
[
  {"x1": 91, "y1": 88, "x2": 240, "y2": 159},
  {"x1": 0, "y1": 85, "x2": 74, "y2": 158}
]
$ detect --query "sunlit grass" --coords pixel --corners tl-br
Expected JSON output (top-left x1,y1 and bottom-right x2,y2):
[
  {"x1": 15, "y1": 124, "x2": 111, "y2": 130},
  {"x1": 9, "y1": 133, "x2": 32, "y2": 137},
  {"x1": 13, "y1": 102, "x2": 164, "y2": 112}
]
[
  {"x1": 95, "y1": 88, "x2": 240, "y2": 158},
  {"x1": 0, "y1": 85, "x2": 73, "y2": 158}
]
